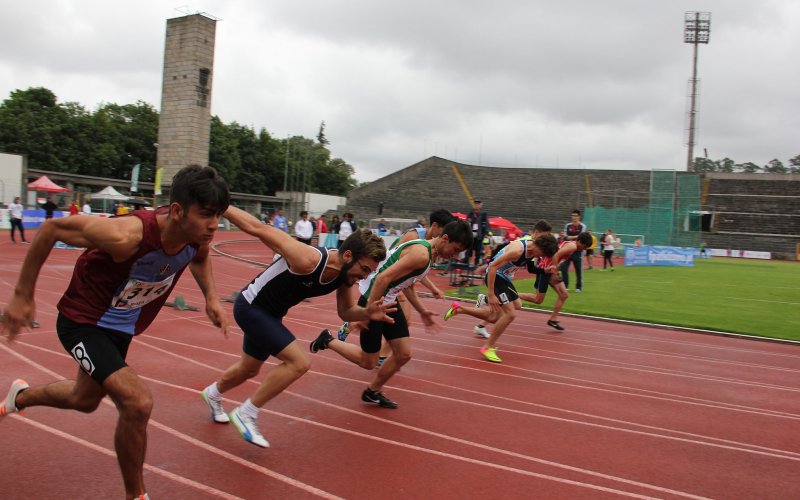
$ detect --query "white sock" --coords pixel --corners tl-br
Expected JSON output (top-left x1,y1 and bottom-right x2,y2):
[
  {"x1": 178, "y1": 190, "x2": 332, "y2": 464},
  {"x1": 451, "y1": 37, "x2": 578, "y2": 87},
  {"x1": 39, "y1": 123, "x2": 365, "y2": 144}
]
[
  {"x1": 205, "y1": 382, "x2": 222, "y2": 398},
  {"x1": 240, "y1": 398, "x2": 260, "y2": 419}
]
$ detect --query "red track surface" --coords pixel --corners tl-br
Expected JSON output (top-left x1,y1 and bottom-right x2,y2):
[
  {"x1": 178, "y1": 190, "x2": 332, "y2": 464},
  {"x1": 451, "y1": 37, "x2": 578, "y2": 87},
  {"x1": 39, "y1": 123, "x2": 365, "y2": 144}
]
[{"x1": 1, "y1": 231, "x2": 799, "y2": 499}]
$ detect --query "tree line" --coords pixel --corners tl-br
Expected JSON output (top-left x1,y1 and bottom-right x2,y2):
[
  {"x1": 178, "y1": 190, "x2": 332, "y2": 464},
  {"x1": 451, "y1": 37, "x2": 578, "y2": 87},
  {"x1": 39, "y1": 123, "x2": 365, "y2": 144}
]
[
  {"x1": 0, "y1": 87, "x2": 360, "y2": 195},
  {"x1": 691, "y1": 155, "x2": 800, "y2": 174}
]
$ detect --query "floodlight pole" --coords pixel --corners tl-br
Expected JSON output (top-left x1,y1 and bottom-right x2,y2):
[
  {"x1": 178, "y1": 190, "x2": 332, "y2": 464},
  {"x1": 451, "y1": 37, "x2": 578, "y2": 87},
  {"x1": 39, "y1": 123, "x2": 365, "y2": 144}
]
[
  {"x1": 282, "y1": 135, "x2": 290, "y2": 213},
  {"x1": 684, "y1": 11, "x2": 711, "y2": 171}
]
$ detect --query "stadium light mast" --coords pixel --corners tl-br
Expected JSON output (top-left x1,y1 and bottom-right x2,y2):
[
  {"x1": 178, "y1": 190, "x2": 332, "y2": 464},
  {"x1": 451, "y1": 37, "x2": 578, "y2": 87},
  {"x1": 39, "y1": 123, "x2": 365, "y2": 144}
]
[{"x1": 684, "y1": 11, "x2": 711, "y2": 171}]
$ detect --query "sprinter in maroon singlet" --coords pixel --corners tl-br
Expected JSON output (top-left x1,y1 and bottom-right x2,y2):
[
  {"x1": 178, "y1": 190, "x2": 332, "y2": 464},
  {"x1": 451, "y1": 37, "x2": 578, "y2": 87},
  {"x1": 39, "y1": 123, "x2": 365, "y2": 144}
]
[{"x1": 1, "y1": 165, "x2": 230, "y2": 500}]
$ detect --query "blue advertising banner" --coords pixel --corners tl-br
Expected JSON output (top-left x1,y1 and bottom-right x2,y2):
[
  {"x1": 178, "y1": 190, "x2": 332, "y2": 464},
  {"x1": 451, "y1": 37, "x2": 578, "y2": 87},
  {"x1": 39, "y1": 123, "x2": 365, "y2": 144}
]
[
  {"x1": 22, "y1": 209, "x2": 65, "y2": 228},
  {"x1": 624, "y1": 246, "x2": 695, "y2": 267}
]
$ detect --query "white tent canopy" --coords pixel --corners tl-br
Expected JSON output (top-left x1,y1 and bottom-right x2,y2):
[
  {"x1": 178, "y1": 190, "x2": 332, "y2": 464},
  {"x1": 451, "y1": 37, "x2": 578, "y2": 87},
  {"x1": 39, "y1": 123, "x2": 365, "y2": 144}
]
[{"x1": 91, "y1": 186, "x2": 128, "y2": 200}]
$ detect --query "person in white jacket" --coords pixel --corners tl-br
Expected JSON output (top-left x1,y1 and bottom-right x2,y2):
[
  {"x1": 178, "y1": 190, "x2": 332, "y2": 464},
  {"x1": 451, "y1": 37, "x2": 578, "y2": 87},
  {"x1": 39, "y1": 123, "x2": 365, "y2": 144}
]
[{"x1": 293, "y1": 210, "x2": 314, "y2": 245}]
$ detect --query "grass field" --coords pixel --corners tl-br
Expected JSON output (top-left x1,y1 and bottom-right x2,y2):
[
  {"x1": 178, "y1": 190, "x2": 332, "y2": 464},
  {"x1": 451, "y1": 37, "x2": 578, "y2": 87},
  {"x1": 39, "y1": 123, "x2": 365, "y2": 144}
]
[{"x1": 451, "y1": 257, "x2": 800, "y2": 342}]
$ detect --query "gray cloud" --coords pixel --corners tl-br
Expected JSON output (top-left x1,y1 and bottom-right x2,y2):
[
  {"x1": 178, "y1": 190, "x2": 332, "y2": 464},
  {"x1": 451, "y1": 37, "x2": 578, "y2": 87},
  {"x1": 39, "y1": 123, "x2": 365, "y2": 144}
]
[{"x1": 1, "y1": 0, "x2": 797, "y2": 181}]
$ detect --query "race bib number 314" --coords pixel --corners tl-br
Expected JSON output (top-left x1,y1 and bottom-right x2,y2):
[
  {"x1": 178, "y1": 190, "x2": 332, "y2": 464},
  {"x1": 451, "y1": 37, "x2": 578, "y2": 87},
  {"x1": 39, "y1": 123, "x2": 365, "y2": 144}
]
[{"x1": 112, "y1": 275, "x2": 175, "y2": 309}]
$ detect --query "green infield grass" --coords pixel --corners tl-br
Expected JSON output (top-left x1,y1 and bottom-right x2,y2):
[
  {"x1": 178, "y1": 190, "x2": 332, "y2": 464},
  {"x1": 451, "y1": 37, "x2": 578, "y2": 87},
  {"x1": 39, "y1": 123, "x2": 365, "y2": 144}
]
[{"x1": 450, "y1": 258, "x2": 800, "y2": 342}]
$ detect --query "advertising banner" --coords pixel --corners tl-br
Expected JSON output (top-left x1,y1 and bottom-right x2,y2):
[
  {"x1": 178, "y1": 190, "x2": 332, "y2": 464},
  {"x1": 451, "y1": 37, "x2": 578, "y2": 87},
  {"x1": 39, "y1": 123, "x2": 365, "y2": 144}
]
[{"x1": 624, "y1": 246, "x2": 695, "y2": 267}]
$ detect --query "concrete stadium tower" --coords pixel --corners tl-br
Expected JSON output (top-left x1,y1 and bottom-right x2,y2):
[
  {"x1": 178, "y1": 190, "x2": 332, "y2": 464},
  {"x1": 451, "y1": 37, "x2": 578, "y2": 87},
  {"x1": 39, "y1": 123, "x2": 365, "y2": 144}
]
[{"x1": 156, "y1": 13, "x2": 217, "y2": 192}]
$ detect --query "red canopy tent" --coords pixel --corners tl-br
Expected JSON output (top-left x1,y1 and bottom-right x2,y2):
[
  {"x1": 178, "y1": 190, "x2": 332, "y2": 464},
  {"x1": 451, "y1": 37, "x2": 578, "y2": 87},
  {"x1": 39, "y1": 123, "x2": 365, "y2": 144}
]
[
  {"x1": 489, "y1": 216, "x2": 519, "y2": 232},
  {"x1": 27, "y1": 176, "x2": 70, "y2": 193}
]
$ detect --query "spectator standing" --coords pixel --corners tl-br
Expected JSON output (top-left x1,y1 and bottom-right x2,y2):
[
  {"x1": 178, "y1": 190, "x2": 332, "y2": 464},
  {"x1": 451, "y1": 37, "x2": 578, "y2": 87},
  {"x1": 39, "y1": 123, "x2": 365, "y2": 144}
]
[
  {"x1": 293, "y1": 210, "x2": 313, "y2": 245},
  {"x1": 273, "y1": 209, "x2": 288, "y2": 232},
  {"x1": 81, "y1": 199, "x2": 92, "y2": 215},
  {"x1": 68, "y1": 200, "x2": 79, "y2": 216},
  {"x1": 336, "y1": 212, "x2": 357, "y2": 249},
  {"x1": 376, "y1": 218, "x2": 388, "y2": 236},
  {"x1": 601, "y1": 229, "x2": 619, "y2": 271},
  {"x1": 316, "y1": 214, "x2": 328, "y2": 236},
  {"x1": 8, "y1": 197, "x2": 28, "y2": 243},
  {"x1": 325, "y1": 215, "x2": 340, "y2": 248},
  {"x1": 465, "y1": 199, "x2": 489, "y2": 267},
  {"x1": 560, "y1": 210, "x2": 587, "y2": 292},
  {"x1": 41, "y1": 196, "x2": 58, "y2": 220}
]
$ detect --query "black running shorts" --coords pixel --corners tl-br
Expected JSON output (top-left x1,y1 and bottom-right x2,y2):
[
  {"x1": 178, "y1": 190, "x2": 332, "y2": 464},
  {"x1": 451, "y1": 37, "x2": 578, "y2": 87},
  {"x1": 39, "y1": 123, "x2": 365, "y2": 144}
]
[
  {"x1": 358, "y1": 296, "x2": 409, "y2": 354},
  {"x1": 485, "y1": 275, "x2": 518, "y2": 304},
  {"x1": 57, "y1": 313, "x2": 132, "y2": 384},
  {"x1": 234, "y1": 293, "x2": 294, "y2": 361}
]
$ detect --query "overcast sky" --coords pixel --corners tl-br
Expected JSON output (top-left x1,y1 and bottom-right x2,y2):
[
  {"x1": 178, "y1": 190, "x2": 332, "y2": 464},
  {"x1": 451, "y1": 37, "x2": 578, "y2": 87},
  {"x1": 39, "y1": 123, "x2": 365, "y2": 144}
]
[{"x1": 1, "y1": 1, "x2": 798, "y2": 182}]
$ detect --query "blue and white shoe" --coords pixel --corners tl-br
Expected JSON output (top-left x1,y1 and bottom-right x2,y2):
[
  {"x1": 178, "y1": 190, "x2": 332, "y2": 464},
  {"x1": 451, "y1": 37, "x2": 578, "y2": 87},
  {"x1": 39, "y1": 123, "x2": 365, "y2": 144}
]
[
  {"x1": 229, "y1": 406, "x2": 269, "y2": 448},
  {"x1": 337, "y1": 322, "x2": 350, "y2": 342}
]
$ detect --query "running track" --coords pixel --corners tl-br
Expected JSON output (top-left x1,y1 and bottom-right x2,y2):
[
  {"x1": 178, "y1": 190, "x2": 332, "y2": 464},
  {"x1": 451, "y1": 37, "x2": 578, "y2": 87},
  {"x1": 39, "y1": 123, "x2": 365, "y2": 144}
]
[{"x1": 1, "y1": 231, "x2": 799, "y2": 499}]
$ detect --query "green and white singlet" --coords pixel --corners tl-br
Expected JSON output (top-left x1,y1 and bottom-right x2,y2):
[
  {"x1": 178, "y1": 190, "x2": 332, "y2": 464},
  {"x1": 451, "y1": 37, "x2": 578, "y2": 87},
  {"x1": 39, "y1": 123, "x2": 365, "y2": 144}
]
[{"x1": 358, "y1": 238, "x2": 432, "y2": 303}]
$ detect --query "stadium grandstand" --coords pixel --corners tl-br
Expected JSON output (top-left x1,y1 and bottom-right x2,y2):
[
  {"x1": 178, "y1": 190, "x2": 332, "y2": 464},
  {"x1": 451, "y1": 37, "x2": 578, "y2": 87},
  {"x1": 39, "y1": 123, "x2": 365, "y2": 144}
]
[{"x1": 342, "y1": 157, "x2": 800, "y2": 259}]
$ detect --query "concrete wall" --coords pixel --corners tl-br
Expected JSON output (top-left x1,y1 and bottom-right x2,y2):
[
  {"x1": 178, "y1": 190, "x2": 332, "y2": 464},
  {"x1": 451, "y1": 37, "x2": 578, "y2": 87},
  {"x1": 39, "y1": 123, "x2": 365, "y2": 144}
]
[{"x1": 0, "y1": 152, "x2": 25, "y2": 205}]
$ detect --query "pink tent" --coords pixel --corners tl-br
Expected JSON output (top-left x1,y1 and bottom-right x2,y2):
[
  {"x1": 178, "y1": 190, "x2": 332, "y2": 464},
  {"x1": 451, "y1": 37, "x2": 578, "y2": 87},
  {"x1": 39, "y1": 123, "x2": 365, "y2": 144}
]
[{"x1": 27, "y1": 175, "x2": 69, "y2": 193}]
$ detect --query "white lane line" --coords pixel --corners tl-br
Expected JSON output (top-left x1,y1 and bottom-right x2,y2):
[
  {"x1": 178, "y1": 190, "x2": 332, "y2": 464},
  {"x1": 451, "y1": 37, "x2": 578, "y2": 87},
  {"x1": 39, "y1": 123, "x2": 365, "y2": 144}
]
[
  {"x1": 0, "y1": 342, "x2": 343, "y2": 500},
  {"x1": 145, "y1": 330, "x2": 800, "y2": 421},
  {"x1": 146, "y1": 375, "x2": 702, "y2": 500},
  {"x1": 9, "y1": 414, "x2": 244, "y2": 500},
  {"x1": 141, "y1": 340, "x2": 796, "y2": 497}
]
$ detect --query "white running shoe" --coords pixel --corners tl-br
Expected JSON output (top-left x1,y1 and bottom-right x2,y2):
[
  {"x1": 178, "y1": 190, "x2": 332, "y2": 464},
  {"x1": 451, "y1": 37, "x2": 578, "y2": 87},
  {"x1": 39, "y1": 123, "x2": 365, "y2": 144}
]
[
  {"x1": 229, "y1": 406, "x2": 269, "y2": 448},
  {"x1": 201, "y1": 385, "x2": 230, "y2": 423},
  {"x1": 473, "y1": 325, "x2": 490, "y2": 339},
  {"x1": 475, "y1": 294, "x2": 487, "y2": 308},
  {"x1": 1, "y1": 378, "x2": 29, "y2": 417}
]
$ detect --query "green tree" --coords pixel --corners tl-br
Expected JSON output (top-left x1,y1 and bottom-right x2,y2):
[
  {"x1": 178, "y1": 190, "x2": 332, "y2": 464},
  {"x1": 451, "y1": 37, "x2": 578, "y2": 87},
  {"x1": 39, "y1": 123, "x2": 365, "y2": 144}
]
[
  {"x1": 94, "y1": 102, "x2": 159, "y2": 183},
  {"x1": 209, "y1": 116, "x2": 243, "y2": 189},
  {"x1": 691, "y1": 157, "x2": 716, "y2": 172},
  {"x1": 762, "y1": 158, "x2": 787, "y2": 174},
  {"x1": 738, "y1": 162, "x2": 761, "y2": 173},
  {"x1": 0, "y1": 87, "x2": 70, "y2": 170},
  {"x1": 317, "y1": 120, "x2": 330, "y2": 146},
  {"x1": 789, "y1": 154, "x2": 800, "y2": 174},
  {"x1": 0, "y1": 87, "x2": 359, "y2": 197},
  {"x1": 716, "y1": 157, "x2": 735, "y2": 173}
]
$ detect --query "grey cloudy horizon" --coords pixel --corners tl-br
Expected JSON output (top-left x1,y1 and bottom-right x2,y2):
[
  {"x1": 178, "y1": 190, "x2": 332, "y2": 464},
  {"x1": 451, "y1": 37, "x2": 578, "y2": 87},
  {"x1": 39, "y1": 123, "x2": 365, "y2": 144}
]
[{"x1": 1, "y1": 1, "x2": 798, "y2": 183}]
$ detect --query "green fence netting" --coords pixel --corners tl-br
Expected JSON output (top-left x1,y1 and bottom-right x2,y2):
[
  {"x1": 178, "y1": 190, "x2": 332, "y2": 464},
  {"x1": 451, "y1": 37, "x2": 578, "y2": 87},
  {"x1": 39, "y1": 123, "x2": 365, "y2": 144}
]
[{"x1": 583, "y1": 172, "x2": 701, "y2": 248}]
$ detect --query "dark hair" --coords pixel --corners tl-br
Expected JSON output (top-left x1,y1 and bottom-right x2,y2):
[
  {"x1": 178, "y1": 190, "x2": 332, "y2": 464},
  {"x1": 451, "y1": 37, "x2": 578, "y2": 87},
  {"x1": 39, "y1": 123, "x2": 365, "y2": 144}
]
[
  {"x1": 340, "y1": 228, "x2": 386, "y2": 262},
  {"x1": 441, "y1": 219, "x2": 473, "y2": 248},
  {"x1": 429, "y1": 209, "x2": 455, "y2": 227},
  {"x1": 300, "y1": 211, "x2": 308, "y2": 217},
  {"x1": 576, "y1": 232, "x2": 593, "y2": 247},
  {"x1": 571, "y1": 210, "x2": 581, "y2": 217},
  {"x1": 170, "y1": 165, "x2": 230, "y2": 214},
  {"x1": 533, "y1": 234, "x2": 558, "y2": 257},
  {"x1": 533, "y1": 219, "x2": 552, "y2": 233}
]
